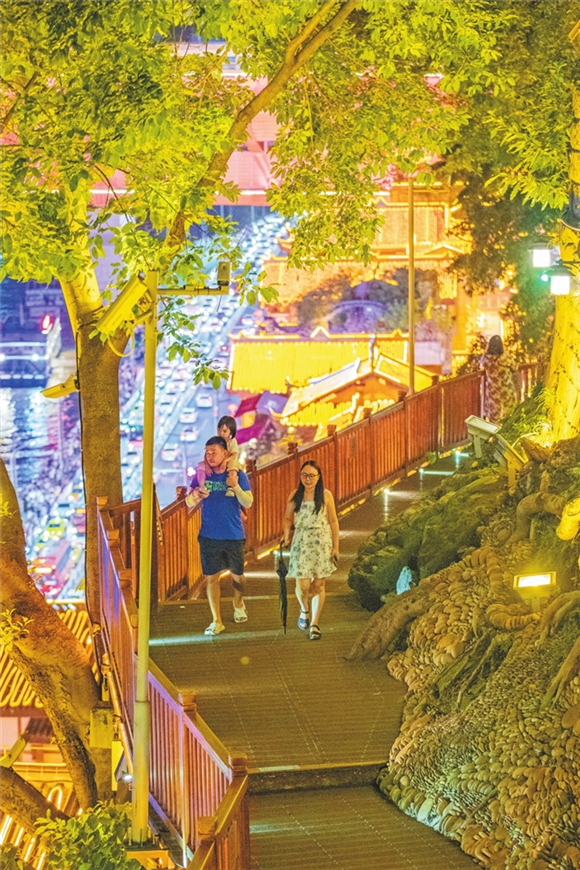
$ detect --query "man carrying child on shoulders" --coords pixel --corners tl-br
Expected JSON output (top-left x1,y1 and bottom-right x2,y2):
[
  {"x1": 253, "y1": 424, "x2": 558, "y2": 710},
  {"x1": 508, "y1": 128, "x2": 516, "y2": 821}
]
[{"x1": 188, "y1": 428, "x2": 253, "y2": 637}]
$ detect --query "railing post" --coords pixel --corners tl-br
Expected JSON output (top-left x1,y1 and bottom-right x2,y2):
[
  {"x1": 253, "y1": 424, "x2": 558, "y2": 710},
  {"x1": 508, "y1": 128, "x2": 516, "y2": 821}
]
[
  {"x1": 326, "y1": 425, "x2": 338, "y2": 499},
  {"x1": 245, "y1": 460, "x2": 257, "y2": 556},
  {"x1": 362, "y1": 408, "x2": 374, "y2": 490},
  {"x1": 179, "y1": 692, "x2": 197, "y2": 864}
]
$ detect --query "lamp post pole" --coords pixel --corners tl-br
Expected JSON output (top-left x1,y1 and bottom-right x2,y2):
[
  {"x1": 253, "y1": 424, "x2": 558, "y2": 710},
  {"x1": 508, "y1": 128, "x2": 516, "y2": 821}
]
[
  {"x1": 131, "y1": 269, "x2": 158, "y2": 844},
  {"x1": 408, "y1": 176, "x2": 416, "y2": 395}
]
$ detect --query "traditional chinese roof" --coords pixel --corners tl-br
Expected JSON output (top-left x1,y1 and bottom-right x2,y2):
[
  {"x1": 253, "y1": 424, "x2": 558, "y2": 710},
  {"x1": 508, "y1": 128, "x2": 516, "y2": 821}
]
[
  {"x1": 279, "y1": 355, "x2": 433, "y2": 423},
  {"x1": 228, "y1": 329, "x2": 407, "y2": 394}
]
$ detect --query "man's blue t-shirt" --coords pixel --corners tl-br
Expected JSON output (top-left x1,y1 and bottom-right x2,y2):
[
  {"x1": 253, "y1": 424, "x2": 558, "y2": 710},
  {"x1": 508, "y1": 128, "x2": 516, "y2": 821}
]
[{"x1": 190, "y1": 469, "x2": 251, "y2": 540}]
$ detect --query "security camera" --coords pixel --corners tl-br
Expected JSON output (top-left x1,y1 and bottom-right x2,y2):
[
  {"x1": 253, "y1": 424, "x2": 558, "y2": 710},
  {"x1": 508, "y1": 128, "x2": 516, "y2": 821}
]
[
  {"x1": 41, "y1": 373, "x2": 78, "y2": 399},
  {"x1": 465, "y1": 414, "x2": 500, "y2": 458},
  {"x1": 94, "y1": 273, "x2": 149, "y2": 336},
  {"x1": 217, "y1": 261, "x2": 231, "y2": 289}
]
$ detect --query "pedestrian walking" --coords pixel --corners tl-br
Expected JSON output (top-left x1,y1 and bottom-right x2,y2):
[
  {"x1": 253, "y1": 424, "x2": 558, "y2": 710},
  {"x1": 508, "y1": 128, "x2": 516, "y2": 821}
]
[
  {"x1": 282, "y1": 460, "x2": 339, "y2": 641},
  {"x1": 481, "y1": 335, "x2": 518, "y2": 422},
  {"x1": 188, "y1": 436, "x2": 253, "y2": 636}
]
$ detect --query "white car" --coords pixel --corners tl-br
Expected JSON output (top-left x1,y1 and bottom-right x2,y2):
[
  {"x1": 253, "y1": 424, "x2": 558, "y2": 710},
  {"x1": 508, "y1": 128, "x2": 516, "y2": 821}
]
[
  {"x1": 180, "y1": 427, "x2": 200, "y2": 442},
  {"x1": 195, "y1": 392, "x2": 213, "y2": 409},
  {"x1": 161, "y1": 443, "x2": 180, "y2": 462},
  {"x1": 179, "y1": 408, "x2": 198, "y2": 424}
]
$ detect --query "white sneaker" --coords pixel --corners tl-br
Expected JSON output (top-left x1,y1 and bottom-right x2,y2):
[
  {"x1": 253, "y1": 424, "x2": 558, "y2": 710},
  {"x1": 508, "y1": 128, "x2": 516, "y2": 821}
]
[
  {"x1": 204, "y1": 622, "x2": 225, "y2": 636},
  {"x1": 233, "y1": 604, "x2": 248, "y2": 623}
]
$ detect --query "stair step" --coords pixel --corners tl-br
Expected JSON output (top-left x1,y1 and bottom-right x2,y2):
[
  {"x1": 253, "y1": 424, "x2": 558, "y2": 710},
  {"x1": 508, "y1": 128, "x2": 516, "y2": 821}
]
[{"x1": 248, "y1": 759, "x2": 386, "y2": 793}]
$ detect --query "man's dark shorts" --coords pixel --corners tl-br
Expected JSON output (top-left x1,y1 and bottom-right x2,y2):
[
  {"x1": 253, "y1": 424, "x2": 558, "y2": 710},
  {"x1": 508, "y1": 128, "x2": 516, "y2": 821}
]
[{"x1": 198, "y1": 536, "x2": 245, "y2": 577}]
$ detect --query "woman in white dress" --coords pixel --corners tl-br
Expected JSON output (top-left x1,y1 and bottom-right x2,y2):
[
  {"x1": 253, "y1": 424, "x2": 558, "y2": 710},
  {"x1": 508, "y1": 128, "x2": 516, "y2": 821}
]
[{"x1": 282, "y1": 461, "x2": 340, "y2": 640}]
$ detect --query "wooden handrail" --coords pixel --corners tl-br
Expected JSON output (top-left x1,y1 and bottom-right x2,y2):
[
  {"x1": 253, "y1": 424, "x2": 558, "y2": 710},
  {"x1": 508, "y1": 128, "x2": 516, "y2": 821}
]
[
  {"x1": 204, "y1": 776, "x2": 249, "y2": 840},
  {"x1": 97, "y1": 502, "x2": 252, "y2": 868},
  {"x1": 187, "y1": 840, "x2": 216, "y2": 870},
  {"x1": 96, "y1": 359, "x2": 540, "y2": 870}
]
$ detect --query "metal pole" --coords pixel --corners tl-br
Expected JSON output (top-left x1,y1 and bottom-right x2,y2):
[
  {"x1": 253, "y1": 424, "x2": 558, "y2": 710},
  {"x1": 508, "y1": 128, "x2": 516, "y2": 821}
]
[
  {"x1": 408, "y1": 176, "x2": 416, "y2": 395},
  {"x1": 131, "y1": 269, "x2": 158, "y2": 844}
]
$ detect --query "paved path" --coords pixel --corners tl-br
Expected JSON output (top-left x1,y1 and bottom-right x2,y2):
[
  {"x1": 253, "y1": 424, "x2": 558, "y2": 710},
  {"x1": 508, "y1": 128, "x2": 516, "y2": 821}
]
[{"x1": 151, "y1": 458, "x2": 478, "y2": 869}]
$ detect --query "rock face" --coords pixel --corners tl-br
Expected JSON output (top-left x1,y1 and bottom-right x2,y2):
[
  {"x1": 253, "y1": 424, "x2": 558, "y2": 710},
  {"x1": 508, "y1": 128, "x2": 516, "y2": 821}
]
[
  {"x1": 349, "y1": 435, "x2": 580, "y2": 869},
  {"x1": 348, "y1": 467, "x2": 508, "y2": 611}
]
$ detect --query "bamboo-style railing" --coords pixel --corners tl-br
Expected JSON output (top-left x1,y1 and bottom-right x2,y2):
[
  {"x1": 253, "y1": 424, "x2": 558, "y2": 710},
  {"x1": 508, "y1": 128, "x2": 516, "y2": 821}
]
[{"x1": 96, "y1": 361, "x2": 540, "y2": 869}]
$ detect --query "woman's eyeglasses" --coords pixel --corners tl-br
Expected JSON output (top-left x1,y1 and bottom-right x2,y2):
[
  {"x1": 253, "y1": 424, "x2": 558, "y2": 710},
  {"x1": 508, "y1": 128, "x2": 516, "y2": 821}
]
[{"x1": 301, "y1": 473, "x2": 319, "y2": 481}]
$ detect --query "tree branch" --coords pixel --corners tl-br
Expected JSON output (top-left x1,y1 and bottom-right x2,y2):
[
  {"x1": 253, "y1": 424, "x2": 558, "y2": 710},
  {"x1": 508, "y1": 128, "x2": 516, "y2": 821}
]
[
  {"x1": 0, "y1": 72, "x2": 38, "y2": 134},
  {"x1": 0, "y1": 766, "x2": 69, "y2": 833},
  {"x1": 166, "y1": 0, "x2": 361, "y2": 246}
]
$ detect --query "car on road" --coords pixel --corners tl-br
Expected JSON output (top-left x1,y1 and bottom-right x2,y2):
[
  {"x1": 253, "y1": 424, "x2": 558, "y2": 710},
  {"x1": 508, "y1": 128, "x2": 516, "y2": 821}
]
[
  {"x1": 42, "y1": 516, "x2": 67, "y2": 542},
  {"x1": 159, "y1": 395, "x2": 174, "y2": 407},
  {"x1": 240, "y1": 315, "x2": 255, "y2": 327},
  {"x1": 180, "y1": 427, "x2": 200, "y2": 442},
  {"x1": 179, "y1": 408, "x2": 198, "y2": 424},
  {"x1": 195, "y1": 392, "x2": 213, "y2": 409},
  {"x1": 129, "y1": 426, "x2": 144, "y2": 448},
  {"x1": 30, "y1": 539, "x2": 73, "y2": 597},
  {"x1": 55, "y1": 501, "x2": 73, "y2": 518},
  {"x1": 71, "y1": 507, "x2": 86, "y2": 534},
  {"x1": 161, "y1": 442, "x2": 180, "y2": 462}
]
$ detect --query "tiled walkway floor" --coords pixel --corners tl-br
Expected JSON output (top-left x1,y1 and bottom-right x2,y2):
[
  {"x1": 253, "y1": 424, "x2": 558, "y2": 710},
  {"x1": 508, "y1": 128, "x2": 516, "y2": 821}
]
[{"x1": 151, "y1": 458, "x2": 479, "y2": 869}]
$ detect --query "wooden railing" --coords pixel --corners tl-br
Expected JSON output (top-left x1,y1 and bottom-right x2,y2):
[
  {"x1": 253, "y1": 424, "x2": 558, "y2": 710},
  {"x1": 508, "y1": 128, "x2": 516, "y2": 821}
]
[
  {"x1": 97, "y1": 504, "x2": 250, "y2": 869},
  {"x1": 111, "y1": 364, "x2": 540, "y2": 605}
]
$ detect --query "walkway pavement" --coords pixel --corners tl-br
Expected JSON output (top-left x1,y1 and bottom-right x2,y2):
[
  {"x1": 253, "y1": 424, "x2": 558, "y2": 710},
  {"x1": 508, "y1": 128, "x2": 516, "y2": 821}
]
[{"x1": 150, "y1": 457, "x2": 478, "y2": 869}]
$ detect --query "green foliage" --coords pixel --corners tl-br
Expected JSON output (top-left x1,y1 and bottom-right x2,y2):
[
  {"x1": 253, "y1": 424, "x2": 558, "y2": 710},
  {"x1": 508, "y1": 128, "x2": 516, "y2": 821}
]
[
  {"x1": 0, "y1": 609, "x2": 32, "y2": 651},
  {"x1": 35, "y1": 802, "x2": 141, "y2": 870},
  {"x1": 0, "y1": 844, "x2": 27, "y2": 870}
]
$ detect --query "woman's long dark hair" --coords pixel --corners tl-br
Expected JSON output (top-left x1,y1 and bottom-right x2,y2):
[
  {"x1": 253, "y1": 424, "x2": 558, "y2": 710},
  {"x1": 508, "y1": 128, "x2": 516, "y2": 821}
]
[{"x1": 292, "y1": 461, "x2": 325, "y2": 514}]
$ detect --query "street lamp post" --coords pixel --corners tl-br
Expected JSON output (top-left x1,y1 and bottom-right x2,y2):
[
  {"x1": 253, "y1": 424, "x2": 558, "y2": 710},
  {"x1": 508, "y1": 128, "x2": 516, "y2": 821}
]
[
  {"x1": 131, "y1": 269, "x2": 158, "y2": 844},
  {"x1": 408, "y1": 176, "x2": 416, "y2": 395}
]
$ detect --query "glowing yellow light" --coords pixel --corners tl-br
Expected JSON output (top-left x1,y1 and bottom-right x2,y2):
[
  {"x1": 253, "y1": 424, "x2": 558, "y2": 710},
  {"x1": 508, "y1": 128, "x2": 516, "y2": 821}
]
[
  {"x1": 513, "y1": 572, "x2": 555, "y2": 589},
  {"x1": 0, "y1": 815, "x2": 12, "y2": 844}
]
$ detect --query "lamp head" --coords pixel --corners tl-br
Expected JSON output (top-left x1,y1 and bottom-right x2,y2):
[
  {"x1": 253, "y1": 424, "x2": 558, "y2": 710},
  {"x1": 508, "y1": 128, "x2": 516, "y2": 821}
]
[
  {"x1": 217, "y1": 260, "x2": 231, "y2": 289},
  {"x1": 513, "y1": 571, "x2": 557, "y2": 611},
  {"x1": 529, "y1": 244, "x2": 552, "y2": 269},
  {"x1": 549, "y1": 261, "x2": 572, "y2": 297}
]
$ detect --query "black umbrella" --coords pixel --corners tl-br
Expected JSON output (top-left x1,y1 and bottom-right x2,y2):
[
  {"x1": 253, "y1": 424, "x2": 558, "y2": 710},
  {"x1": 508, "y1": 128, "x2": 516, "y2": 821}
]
[{"x1": 276, "y1": 540, "x2": 288, "y2": 634}]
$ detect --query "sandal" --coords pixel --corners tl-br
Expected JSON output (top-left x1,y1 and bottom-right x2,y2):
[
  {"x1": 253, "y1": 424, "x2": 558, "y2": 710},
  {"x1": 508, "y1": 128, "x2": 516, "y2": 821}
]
[
  {"x1": 297, "y1": 611, "x2": 310, "y2": 630},
  {"x1": 309, "y1": 624, "x2": 321, "y2": 641}
]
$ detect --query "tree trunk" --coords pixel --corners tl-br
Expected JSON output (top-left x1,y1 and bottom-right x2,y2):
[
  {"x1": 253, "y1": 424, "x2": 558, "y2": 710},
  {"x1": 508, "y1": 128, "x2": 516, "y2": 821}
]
[
  {"x1": 0, "y1": 767, "x2": 69, "y2": 833},
  {"x1": 77, "y1": 324, "x2": 124, "y2": 623},
  {"x1": 0, "y1": 458, "x2": 111, "y2": 807},
  {"x1": 546, "y1": 85, "x2": 580, "y2": 441}
]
